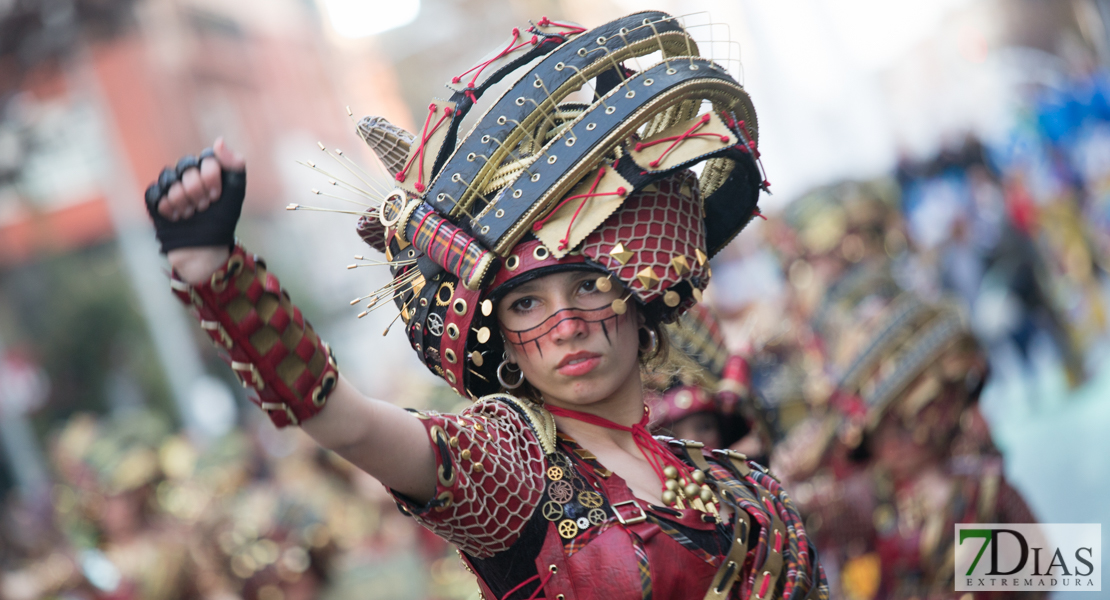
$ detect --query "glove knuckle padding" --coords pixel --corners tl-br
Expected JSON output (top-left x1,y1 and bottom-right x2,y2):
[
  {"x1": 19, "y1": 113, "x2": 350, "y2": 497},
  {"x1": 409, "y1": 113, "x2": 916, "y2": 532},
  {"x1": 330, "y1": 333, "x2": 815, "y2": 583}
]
[{"x1": 145, "y1": 148, "x2": 247, "y2": 253}]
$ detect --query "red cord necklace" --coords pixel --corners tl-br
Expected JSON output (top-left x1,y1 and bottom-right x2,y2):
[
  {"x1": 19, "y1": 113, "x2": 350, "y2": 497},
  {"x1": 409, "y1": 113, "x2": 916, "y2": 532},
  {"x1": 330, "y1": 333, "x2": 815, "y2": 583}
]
[{"x1": 545, "y1": 404, "x2": 717, "y2": 512}]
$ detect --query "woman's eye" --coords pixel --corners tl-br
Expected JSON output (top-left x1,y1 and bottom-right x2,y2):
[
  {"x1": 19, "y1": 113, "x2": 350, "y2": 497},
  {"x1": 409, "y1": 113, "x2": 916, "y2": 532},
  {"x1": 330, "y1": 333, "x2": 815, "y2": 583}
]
[
  {"x1": 579, "y1": 279, "x2": 597, "y2": 293},
  {"x1": 511, "y1": 297, "x2": 535, "y2": 312}
]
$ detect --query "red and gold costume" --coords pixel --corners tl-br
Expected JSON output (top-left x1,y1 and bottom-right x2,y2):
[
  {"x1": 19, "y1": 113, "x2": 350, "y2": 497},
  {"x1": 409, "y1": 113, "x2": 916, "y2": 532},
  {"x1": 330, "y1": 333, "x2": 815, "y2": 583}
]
[
  {"x1": 395, "y1": 396, "x2": 821, "y2": 600},
  {"x1": 149, "y1": 10, "x2": 827, "y2": 599}
]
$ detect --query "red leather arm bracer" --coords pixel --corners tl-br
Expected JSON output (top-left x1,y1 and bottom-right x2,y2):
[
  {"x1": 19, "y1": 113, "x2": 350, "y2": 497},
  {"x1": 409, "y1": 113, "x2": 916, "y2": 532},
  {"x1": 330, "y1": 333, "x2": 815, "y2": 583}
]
[
  {"x1": 169, "y1": 245, "x2": 338, "y2": 427},
  {"x1": 392, "y1": 397, "x2": 546, "y2": 558}
]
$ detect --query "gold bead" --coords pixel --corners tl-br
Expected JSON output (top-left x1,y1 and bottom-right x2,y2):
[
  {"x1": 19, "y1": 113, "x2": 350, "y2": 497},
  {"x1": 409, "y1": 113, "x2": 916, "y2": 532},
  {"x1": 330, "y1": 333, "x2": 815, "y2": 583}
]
[
  {"x1": 476, "y1": 327, "x2": 491, "y2": 344},
  {"x1": 700, "y1": 488, "x2": 713, "y2": 503},
  {"x1": 611, "y1": 298, "x2": 627, "y2": 315},
  {"x1": 684, "y1": 483, "x2": 701, "y2": 498},
  {"x1": 661, "y1": 490, "x2": 677, "y2": 505},
  {"x1": 664, "y1": 479, "x2": 680, "y2": 492},
  {"x1": 596, "y1": 276, "x2": 612, "y2": 292},
  {"x1": 691, "y1": 470, "x2": 705, "y2": 484},
  {"x1": 461, "y1": 449, "x2": 471, "y2": 460},
  {"x1": 663, "y1": 465, "x2": 679, "y2": 479}
]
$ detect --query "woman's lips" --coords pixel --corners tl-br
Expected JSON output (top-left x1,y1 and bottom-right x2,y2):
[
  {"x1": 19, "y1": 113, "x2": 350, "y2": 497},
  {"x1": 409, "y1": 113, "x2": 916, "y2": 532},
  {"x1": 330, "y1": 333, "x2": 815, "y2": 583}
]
[{"x1": 556, "y1": 352, "x2": 601, "y2": 376}]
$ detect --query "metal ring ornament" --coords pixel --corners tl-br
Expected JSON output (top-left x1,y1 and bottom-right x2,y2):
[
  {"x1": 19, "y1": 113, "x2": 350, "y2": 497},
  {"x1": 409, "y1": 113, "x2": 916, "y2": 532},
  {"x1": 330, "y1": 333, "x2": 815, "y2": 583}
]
[
  {"x1": 497, "y1": 359, "x2": 525, "y2": 390},
  {"x1": 378, "y1": 189, "x2": 408, "y2": 227}
]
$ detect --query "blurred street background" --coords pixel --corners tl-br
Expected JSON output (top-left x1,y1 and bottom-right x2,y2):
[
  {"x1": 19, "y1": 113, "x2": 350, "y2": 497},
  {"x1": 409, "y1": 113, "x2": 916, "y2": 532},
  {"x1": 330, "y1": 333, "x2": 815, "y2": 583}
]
[{"x1": 1, "y1": 0, "x2": 1109, "y2": 598}]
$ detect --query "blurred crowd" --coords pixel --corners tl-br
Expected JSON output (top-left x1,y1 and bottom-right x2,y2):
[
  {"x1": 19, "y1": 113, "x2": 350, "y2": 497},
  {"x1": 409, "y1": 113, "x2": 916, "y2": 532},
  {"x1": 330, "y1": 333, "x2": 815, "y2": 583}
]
[{"x1": 0, "y1": 405, "x2": 480, "y2": 600}]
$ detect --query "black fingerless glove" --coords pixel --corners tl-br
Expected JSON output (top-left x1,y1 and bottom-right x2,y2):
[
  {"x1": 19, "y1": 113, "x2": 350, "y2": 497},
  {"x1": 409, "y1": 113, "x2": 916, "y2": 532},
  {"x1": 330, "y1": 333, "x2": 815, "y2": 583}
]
[{"x1": 144, "y1": 148, "x2": 247, "y2": 254}]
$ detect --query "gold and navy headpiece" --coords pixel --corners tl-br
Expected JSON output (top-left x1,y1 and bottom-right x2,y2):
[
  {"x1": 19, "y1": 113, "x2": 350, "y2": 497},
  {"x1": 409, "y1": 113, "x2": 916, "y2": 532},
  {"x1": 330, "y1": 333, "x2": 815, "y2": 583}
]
[{"x1": 317, "y1": 12, "x2": 767, "y2": 398}]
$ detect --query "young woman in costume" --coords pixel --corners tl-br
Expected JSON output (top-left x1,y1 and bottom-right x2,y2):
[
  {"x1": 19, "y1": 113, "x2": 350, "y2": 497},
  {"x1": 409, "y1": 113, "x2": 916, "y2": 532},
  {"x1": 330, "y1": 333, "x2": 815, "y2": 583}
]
[{"x1": 145, "y1": 12, "x2": 826, "y2": 600}]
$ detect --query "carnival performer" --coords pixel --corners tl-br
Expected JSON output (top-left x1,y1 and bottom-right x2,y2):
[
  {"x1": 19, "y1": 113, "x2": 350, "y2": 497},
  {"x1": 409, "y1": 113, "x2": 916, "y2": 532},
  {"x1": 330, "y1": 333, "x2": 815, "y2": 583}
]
[
  {"x1": 141, "y1": 12, "x2": 826, "y2": 599},
  {"x1": 648, "y1": 304, "x2": 769, "y2": 460},
  {"x1": 778, "y1": 263, "x2": 1037, "y2": 600}
]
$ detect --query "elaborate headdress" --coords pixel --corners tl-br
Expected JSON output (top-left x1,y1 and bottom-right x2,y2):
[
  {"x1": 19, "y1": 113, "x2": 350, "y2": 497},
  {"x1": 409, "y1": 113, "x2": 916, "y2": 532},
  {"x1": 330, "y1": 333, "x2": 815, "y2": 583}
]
[
  {"x1": 817, "y1": 262, "x2": 985, "y2": 445},
  {"x1": 344, "y1": 11, "x2": 766, "y2": 399}
]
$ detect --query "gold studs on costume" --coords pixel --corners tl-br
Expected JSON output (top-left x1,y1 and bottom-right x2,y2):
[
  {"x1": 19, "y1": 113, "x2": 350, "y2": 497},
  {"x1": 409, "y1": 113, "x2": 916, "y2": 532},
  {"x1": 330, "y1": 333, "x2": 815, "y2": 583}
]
[
  {"x1": 671, "y1": 255, "x2": 691, "y2": 276},
  {"x1": 663, "y1": 290, "x2": 680, "y2": 307},
  {"x1": 611, "y1": 298, "x2": 627, "y2": 315},
  {"x1": 596, "y1": 276, "x2": 612, "y2": 293},
  {"x1": 636, "y1": 267, "x2": 660, "y2": 289},
  {"x1": 695, "y1": 249, "x2": 708, "y2": 266},
  {"x1": 470, "y1": 351, "x2": 484, "y2": 366},
  {"x1": 609, "y1": 242, "x2": 633, "y2": 265},
  {"x1": 481, "y1": 299, "x2": 493, "y2": 316}
]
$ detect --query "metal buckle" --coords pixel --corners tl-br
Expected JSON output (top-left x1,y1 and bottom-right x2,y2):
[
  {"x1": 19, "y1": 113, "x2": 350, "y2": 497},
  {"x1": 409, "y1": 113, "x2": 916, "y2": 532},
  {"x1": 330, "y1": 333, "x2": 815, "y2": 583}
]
[{"x1": 612, "y1": 500, "x2": 646, "y2": 525}]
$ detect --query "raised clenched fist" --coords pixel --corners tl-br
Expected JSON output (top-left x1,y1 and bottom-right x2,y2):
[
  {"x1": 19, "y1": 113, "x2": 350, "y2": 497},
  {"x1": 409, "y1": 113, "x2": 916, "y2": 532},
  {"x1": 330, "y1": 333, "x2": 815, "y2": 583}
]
[{"x1": 145, "y1": 137, "x2": 247, "y2": 254}]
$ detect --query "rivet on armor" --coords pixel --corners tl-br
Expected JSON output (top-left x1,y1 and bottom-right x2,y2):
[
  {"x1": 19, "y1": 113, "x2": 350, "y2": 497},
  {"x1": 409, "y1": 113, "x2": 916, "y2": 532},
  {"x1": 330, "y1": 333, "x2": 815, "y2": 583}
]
[
  {"x1": 596, "y1": 276, "x2": 612, "y2": 292},
  {"x1": 470, "y1": 351, "x2": 484, "y2": 366},
  {"x1": 671, "y1": 255, "x2": 691, "y2": 276},
  {"x1": 446, "y1": 323, "x2": 460, "y2": 339},
  {"x1": 609, "y1": 242, "x2": 634, "y2": 265},
  {"x1": 444, "y1": 348, "x2": 457, "y2": 364},
  {"x1": 695, "y1": 248, "x2": 708, "y2": 266},
  {"x1": 476, "y1": 327, "x2": 491, "y2": 344},
  {"x1": 481, "y1": 299, "x2": 493, "y2": 316},
  {"x1": 611, "y1": 298, "x2": 627, "y2": 315},
  {"x1": 663, "y1": 290, "x2": 680, "y2": 307},
  {"x1": 636, "y1": 266, "x2": 660, "y2": 289}
]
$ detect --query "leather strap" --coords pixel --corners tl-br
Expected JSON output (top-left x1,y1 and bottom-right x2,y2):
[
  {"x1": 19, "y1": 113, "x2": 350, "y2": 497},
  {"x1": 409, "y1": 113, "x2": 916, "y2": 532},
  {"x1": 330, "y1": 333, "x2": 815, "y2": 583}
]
[{"x1": 170, "y1": 246, "x2": 339, "y2": 427}]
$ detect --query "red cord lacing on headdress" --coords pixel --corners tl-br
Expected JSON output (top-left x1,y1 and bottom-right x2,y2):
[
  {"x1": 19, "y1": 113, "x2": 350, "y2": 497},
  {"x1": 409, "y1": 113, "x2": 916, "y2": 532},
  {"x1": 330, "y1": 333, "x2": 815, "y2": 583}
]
[
  {"x1": 396, "y1": 103, "x2": 454, "y2": 193},
  {"x1": 531, "y1": 166, "x2": 627, "y2": 251},
  {"x1": 545, "y1": 405, "x2": 697, "y2": 497},
  {"x1": 722, "y1": 113, "x2": 772, "y2": 190},
  {"x1": 634, "y1": 114, "x2": 730, "y2": 169},
  {"x1": 535, "y1": 17, "x2": 587, "y2": 35},
  {"x1": 453, "y1": 28, "x2": 540, "y2": 103}
]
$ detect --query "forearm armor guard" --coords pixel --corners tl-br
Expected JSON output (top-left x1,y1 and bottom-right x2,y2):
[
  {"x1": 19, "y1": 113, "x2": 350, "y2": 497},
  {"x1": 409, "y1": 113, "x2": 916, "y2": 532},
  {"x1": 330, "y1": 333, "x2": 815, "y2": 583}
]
[{"x1": 170, "y1": 245, "x2": 338, "y2": 427}]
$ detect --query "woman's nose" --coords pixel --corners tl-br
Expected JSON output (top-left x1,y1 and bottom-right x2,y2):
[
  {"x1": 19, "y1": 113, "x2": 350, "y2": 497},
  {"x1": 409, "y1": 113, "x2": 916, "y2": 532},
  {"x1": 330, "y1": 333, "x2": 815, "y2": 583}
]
[{"x1": 548, "y1": 306, "x2": 589, "y2": 342}]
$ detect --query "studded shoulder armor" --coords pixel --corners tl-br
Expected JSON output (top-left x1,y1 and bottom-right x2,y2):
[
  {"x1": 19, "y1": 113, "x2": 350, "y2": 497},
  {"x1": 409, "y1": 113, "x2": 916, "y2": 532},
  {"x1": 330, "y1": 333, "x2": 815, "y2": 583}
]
[{"x1": 392, "y1": 395, "x2": 548, "y2": 558}]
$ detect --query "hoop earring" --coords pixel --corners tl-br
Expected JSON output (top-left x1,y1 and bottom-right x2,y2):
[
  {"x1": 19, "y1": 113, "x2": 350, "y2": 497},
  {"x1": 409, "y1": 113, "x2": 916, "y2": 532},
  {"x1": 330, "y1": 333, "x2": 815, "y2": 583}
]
[
  {"x1": 497, "y1": 358, "x2": 525, "y2": 390},
  {"x1": 639, "y1": 326, "x2": 658, "y2": 355}
]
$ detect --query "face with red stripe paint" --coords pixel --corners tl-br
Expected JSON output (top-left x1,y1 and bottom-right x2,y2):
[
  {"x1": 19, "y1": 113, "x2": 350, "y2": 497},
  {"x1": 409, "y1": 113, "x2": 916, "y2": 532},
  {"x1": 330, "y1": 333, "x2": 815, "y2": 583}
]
[{"x1": 498, "y1": 270, "x2": 642, "y2": 410}]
